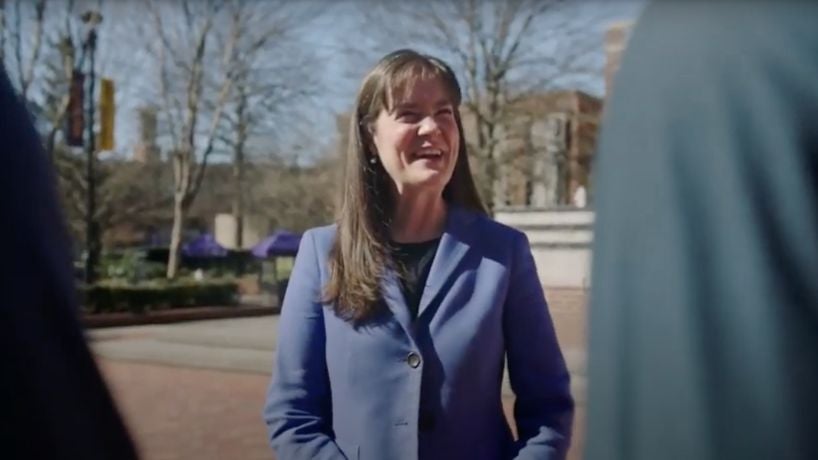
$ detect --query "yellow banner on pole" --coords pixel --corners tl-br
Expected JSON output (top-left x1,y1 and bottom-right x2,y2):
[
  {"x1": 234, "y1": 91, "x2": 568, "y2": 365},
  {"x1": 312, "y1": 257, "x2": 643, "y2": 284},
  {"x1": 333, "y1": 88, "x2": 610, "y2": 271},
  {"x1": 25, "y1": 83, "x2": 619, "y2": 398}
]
[{"x1": 99, "y1": 78, "x2": 115, "y2": 151}]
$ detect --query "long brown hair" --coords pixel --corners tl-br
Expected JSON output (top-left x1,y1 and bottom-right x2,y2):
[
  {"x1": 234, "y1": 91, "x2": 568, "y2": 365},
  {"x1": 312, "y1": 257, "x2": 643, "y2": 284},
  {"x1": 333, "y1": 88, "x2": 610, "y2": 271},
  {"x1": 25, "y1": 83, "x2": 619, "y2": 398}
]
[{"x1": 324, "y1": 49, "x2": 485, "y2": 323}]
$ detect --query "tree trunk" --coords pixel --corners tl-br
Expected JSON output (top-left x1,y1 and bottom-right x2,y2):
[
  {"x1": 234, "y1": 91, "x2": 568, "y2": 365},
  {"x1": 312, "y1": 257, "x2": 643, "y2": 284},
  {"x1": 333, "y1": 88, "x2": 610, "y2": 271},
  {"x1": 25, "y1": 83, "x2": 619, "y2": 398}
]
[
  {"x1": 232, "y1": 92, "x2": 247, "y2": 250},
  {"x1": 232, "y1": 165, "x2": 244, "y2": 249},
  {"x1": 166, "y1": 193, "x2": 186, "y2": 279},
  {"x1": 232, "y1": 156, "x2": 245, "y2": 275},
  {"x1": 84, "y1": 30, "x2": 100, "y2": 284}
]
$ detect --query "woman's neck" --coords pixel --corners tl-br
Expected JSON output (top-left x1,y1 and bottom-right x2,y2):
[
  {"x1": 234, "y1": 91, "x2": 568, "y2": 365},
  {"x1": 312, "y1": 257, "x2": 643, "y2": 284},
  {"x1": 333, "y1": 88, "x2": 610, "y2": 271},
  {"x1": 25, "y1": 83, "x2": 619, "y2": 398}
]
[{"x1": 390, "y1": 192, "x2": 447, "y2": 243}]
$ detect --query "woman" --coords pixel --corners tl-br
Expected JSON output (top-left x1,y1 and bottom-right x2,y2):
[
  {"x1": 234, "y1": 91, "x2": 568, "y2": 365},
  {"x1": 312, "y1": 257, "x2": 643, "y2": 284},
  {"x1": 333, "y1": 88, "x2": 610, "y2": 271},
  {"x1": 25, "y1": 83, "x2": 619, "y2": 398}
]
[{"x1": 264, "y1": 49, "x2": 573, "y2": 460}]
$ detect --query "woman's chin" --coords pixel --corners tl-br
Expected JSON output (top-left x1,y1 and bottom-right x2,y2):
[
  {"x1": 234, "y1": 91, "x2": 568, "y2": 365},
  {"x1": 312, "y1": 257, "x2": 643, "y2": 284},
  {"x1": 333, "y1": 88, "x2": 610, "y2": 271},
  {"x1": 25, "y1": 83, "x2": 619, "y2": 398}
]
[{"x1": 401, "y1": 171, "x2": 452, "y2": 193}]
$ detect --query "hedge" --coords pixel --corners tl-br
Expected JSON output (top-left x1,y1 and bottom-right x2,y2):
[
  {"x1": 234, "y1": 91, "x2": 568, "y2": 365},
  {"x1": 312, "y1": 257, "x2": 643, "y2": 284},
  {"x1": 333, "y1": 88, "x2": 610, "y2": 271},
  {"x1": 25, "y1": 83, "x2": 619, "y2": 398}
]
[{"x1": 80, "y1": 279, "x2": 239, "y2": 314}]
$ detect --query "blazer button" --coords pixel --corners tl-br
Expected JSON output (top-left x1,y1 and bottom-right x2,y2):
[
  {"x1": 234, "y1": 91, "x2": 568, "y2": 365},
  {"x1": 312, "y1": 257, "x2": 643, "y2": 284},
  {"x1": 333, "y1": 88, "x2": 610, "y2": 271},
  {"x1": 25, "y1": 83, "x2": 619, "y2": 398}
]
[{"x1": 406, "y1": 352, "x2": 421, "y2": 368}]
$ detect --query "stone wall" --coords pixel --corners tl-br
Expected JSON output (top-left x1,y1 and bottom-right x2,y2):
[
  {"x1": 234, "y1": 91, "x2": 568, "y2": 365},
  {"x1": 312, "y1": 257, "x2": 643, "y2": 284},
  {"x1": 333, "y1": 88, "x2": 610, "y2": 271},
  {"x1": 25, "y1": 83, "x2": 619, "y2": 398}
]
[{"x1": 495, "y1": 206, "x2": 593, "y2": 289}]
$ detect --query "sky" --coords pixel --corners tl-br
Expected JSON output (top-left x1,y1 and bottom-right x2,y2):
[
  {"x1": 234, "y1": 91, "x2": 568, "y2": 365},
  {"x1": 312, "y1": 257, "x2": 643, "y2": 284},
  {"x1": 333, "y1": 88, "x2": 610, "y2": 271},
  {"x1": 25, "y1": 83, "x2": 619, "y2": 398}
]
[
  {"x1": 306, "y1": 1, "x2": 646, "y2": 147},
  {"x1": 5, "y1": 0, "x2": 646, "y2": 165}
]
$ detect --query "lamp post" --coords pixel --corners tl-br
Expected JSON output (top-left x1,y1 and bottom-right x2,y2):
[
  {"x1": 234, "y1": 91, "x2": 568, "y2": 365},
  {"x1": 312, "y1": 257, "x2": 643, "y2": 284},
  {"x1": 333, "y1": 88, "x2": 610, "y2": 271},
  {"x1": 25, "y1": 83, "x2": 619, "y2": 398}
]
[{"x1": 82, "y1": 10, "x2": 102, "y2": 284}]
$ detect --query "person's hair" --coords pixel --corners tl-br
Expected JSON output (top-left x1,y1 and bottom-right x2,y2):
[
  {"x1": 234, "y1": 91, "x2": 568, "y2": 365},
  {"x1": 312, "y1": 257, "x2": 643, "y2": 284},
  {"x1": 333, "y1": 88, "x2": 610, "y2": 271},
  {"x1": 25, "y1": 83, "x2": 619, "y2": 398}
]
[{"x1": 324, "y1": 49, "x2": 485, "y2": 323}]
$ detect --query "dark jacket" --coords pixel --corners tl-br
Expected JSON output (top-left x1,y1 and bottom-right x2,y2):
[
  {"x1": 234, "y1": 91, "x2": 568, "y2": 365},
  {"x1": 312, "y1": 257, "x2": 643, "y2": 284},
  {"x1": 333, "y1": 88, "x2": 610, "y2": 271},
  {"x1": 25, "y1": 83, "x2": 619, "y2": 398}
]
[
  {"x1": 585, "y1": 3, "x2": 818, "y2": 460},
  {"x1": 0, "y1": 68, "x2": 138, "y2": 459}
]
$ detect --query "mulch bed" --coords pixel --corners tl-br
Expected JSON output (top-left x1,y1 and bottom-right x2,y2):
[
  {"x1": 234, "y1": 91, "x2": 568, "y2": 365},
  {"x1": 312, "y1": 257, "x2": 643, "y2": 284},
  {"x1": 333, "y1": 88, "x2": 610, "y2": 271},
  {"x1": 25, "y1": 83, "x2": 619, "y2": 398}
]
[{"x1": 83, "y1": 304, "x2": 278, "y2": 328}]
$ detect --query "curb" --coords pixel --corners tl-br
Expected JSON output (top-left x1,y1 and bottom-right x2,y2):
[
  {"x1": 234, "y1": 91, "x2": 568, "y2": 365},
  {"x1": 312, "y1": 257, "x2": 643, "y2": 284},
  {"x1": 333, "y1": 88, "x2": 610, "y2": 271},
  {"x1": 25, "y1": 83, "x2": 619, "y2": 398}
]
[{"x1": 83, "y1": 305, "x2": 279, "y2": 329}]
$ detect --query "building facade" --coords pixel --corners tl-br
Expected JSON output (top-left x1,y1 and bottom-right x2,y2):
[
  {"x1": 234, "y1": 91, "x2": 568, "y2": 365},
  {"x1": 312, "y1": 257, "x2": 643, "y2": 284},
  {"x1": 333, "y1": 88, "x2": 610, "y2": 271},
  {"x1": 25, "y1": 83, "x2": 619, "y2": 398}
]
[{"x1": 461, "y1": 90, "x2": 603, "y2": 209}]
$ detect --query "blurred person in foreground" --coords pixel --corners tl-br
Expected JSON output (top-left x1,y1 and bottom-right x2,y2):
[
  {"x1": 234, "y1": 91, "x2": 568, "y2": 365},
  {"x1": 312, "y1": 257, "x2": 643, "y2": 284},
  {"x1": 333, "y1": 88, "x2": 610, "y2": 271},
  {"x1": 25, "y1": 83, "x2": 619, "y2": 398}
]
[
  {"x1": 0, "y1": 67, "x2": 138, "y2": 459},
  {"x1": 263, "y1": 49, "x2": 573, "y2": 459},
  {"x1": 586, "y1": 3, "x2": 818, "y2": 460}
]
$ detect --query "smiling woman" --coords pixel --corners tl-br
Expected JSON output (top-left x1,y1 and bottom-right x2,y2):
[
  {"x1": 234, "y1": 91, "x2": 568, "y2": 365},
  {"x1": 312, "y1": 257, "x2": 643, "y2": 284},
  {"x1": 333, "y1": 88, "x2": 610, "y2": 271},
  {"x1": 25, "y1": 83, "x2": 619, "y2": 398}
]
[
  {"x1": 327, "y1": 49, "x2": 485, "y2": 322},
  {"x1": 371, "y1": 75, "x2": 459, "y2": 195},
  {"x1": 263, "y1": 49, "x2": 573, "y2": 460}
]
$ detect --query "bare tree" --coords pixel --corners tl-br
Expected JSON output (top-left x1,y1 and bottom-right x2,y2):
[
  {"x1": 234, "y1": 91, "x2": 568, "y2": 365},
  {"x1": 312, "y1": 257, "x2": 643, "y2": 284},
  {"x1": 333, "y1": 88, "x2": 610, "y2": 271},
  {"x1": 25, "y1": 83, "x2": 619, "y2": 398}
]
[
  {"x1": 143, "y1": 0, "x2": 326, "y2": 276},
  {"x1": 355, "y1": 0, "x2": 601, "y2": 210},
  {"x1": 255, "y1": 155, "x2": 339, "y2": 233},
  {"x1": 3, "y1": 0, "x2": 73, "y2": 157},
  {"x1": 97, "y1": 161, "x2": 174, "y2": 242},
  {"x1": 4, "y1": 0, "x2": 89, "y2": 160},
  {"x1": 54, "y1": 150, "x2": 174, "y2": 248},
  {"x1": 3, "y1": 0, "x2": 47, "y2": 101},
  {"x1": 214, "y1": 0, "x2": 323, "y2": 249},
  {"x1": 144, "y1": 0, "x2": 245, "y2": 278},
  {"x1": 4, "y1": 0, "x2": 102, "y2": 270},
  {"x1": 2, "y1": 0, "x2": 179, "y2": 276}
]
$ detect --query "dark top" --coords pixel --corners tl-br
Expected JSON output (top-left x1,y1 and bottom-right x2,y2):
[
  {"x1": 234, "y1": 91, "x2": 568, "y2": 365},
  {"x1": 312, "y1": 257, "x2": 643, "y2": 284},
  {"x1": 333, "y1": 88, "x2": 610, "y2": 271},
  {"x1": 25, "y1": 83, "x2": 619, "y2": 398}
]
[
  {"x1": 391, "y1": 238, "x2": 440, "y2": 321},
  {"x1": 586, "y1": 3, "x2": 818, "y2": 460},
  {"x1": 0, "y1": 69, "x2": 138, "y2": 458}
]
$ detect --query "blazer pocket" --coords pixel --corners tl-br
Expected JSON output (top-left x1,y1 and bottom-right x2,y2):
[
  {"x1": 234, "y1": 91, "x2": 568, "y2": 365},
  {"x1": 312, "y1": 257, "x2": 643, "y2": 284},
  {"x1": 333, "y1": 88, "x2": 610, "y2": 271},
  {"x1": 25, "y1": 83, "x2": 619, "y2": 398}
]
[{"x1": 336, "y1": 438, "x2": 359, "y2": 460}]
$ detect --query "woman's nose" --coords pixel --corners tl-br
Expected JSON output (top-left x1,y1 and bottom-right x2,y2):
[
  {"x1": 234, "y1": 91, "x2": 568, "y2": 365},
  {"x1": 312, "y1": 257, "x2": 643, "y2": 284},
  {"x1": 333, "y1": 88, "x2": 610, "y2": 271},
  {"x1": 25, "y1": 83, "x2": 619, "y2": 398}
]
[{"x1": 417, "y1": 116, "x2": 441, "y2": 135}]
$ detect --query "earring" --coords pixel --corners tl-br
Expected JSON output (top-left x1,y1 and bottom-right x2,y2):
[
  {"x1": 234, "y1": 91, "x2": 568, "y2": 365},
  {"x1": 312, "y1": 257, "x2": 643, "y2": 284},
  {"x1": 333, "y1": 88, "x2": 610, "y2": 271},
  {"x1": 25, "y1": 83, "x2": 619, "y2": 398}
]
[{"x1": 369, "y1": 156, "x2": 377, "y2": 165}]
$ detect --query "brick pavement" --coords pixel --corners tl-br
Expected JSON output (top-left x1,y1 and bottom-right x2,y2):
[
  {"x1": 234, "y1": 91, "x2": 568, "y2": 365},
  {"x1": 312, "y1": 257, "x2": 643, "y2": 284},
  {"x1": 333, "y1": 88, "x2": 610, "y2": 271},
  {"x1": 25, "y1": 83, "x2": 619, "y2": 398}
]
[
  {"x1": 95, "y1": 287, "x2": 588, "y2": 460},
  {"x1": 99, "y1": 359, "x2": 585, "y2": 460},
  {"x1": 545, "y1": 287, "x2": 588, "y2": 351},
  {"x1": 98, "y1": 359, "x2": 274, "y2": 460}
]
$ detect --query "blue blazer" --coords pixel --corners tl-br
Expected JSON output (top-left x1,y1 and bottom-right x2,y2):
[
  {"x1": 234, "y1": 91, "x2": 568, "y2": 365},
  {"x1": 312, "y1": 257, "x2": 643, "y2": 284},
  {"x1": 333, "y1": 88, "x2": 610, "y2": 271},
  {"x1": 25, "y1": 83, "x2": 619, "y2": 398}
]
[{"x1": 264, "y1": 206, "x2": 573, "y2": 460}]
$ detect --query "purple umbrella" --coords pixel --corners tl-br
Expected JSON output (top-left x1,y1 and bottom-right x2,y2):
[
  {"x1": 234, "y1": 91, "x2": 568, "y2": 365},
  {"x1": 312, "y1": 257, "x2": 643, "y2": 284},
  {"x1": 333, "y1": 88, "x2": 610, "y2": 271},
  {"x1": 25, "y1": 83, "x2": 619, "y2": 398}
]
[
  {"x1": 252, "y1": 231, "x2": 302, "y2": 300},
  {"x1": 182, "y1": 233, "x2": 228, "y2": 257},
  {"x1": 251, "y1": 230, "x2": 301, "y2": 258}
]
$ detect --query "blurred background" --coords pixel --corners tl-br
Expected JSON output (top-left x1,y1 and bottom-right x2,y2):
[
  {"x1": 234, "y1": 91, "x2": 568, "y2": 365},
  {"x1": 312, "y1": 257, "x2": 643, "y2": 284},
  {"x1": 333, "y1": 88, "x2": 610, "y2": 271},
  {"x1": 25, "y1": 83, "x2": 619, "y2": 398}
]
[{"x1": 2, "y1": 0, "x2": 643, "y2": 458}]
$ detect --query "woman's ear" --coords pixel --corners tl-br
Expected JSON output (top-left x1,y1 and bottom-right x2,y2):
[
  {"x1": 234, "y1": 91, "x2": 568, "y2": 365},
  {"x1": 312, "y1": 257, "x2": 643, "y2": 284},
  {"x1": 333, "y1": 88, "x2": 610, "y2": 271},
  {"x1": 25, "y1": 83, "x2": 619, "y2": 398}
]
[
  {"x1": 364, "y1": 125, "x2": 378, "y2": 156},
  {"x1": 367, "y1": 142, "x2": 379, "y2": 162}
]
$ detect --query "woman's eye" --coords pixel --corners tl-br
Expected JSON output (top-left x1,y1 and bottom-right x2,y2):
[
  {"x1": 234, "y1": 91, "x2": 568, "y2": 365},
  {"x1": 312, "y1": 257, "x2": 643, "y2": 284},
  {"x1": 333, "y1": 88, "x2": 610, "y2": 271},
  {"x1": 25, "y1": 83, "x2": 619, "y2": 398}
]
[
  {"x1": 436, "y1": 108, "x2": 455, "y2": 119},
  {"x1": 398, "y1": 112, "x2": 420, "y2": 121}
]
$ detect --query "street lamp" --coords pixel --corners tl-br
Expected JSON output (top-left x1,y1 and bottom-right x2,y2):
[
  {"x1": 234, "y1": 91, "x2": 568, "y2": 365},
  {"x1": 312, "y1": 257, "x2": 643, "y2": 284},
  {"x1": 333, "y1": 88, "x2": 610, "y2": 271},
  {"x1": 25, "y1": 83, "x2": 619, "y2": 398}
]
[{"x1": 82, "y1": 10, "x2": 102, "y2": 284}]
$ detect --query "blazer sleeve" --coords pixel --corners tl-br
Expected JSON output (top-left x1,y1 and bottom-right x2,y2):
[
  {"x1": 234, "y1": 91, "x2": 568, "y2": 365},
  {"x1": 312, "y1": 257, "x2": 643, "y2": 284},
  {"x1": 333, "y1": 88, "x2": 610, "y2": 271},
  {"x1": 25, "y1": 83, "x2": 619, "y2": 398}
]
[
  {"x1": 504, "y1": 231, "x2": 574, "y2": 460},
  {"x1": 263, "y1": 230, "x2": 346, "y2": 459}
]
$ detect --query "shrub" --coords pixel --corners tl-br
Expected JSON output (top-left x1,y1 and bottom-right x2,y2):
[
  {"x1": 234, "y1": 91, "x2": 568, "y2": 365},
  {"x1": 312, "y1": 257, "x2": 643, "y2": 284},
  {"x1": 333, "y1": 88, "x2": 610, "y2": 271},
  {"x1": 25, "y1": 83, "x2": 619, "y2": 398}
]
[
  {"x1": 80, "y1": 279, "x2": 239, "y2": 314},
  {"x1": 100, "y1": 250, "x2": 166, "y2": 281}
]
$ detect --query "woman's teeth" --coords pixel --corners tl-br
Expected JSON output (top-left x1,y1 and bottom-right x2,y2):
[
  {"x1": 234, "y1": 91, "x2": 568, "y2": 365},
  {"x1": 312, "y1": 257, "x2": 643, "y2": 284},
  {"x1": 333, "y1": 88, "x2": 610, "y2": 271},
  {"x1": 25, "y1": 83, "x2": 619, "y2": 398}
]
[{"x1": 414, "y1": 149, "x2": 442, "y2": 159}]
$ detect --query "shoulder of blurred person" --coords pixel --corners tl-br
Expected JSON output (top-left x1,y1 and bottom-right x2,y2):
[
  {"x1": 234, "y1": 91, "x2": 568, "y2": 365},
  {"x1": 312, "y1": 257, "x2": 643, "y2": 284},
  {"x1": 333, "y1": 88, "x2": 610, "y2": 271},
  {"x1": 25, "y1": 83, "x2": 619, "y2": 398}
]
[
  {"x1": 0, "y1": 68, "x2": 138, "y2": 459},
  {"x1": 586, "y1": 3, "x2": 818, "y2": 460}
]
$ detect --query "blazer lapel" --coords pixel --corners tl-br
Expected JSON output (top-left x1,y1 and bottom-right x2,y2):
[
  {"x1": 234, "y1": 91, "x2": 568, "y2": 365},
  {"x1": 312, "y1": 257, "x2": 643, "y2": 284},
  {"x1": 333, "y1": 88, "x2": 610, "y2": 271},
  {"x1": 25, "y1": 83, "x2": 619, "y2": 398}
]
[
  {"x1": 380, "y1": 267, "x2": 414, "y2": 337},
  {"x1": 417, "y1": 206, "x2": 476, "y2": 318}
]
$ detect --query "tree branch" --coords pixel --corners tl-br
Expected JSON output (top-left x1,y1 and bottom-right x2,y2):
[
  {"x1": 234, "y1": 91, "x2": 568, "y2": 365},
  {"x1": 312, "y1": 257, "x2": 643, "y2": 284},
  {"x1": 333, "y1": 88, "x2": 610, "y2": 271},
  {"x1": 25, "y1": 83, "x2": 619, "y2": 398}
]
[
  {"x1": 189, "y1": 3, "x2": 241, "y2": 200},
  {"x1": 19, "y1": 0, "x2": 47, "y2": 100}
]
